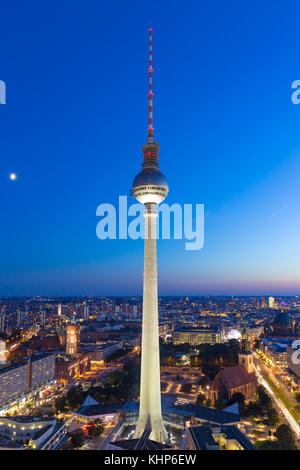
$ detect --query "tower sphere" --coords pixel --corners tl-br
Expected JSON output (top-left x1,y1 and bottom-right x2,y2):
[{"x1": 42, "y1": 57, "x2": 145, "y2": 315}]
[{"x1": 132, "y1": 167, "x2": 168, "y2": 204}]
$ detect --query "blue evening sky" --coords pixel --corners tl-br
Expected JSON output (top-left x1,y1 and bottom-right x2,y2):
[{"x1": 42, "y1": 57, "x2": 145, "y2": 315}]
[{"x1": 0, "y1": 0, "x2": 300, "y2": 296}]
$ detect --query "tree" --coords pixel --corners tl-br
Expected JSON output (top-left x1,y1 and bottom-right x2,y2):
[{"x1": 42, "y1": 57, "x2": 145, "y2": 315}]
[
  {"x1": 198, "y1": 376, "x2": 209, "y2": 388},
  {"x1": 226, "y1": 393, "x2": 245, "y2": 406},
  {"x1": 201, "y1": 364, "x2": 220, "y2": 381},
  {"x1": 106, "y1": 371, "x2": 124, "y2": 388},
  {"x1": 266, "y1": 408, "x2": 279, "y2": 427},
  {"x1": 196, "y1": 393, "x2": 206, "y2": 406},
  {"x1": 66, "y1": 385, "x2": 84, "y2": 410},
  {"x1": 255, "y1": 440, "x2": 280, "y2": 450},
  {"x1": 104, "y1": 347, "x2": 132, "y2": 363},
  {"x1": 55, "y1": 396, "x2": 67, "y2": 414},
  {"x1": 214, "y1": 398, "x2": 225, "y2": 410},
  {"x1": 175, "y1": 343, "x2": 190, "y2": 354},
  {"x1": 88, "y1": 419, "x2": 105, "y2": 437},
  {"x1": 257, "y1": 386, "x2": 272, "y2": 410},
  {"x1": 239, "y1": 401, "x2": 264, "y2": 418},
  {"x1": 70, "y1": 431, "x2": 84, "y2": 449},
  {"x1": 275, "y1": 424, "x2": 297, "y2": 450}
]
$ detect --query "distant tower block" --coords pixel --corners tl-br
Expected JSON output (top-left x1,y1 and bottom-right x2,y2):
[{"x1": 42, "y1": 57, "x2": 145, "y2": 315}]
[
  {"x1": 17, "y1": 309, "x2": 22, "y2": 327},
  {"x1": 0, "y1": 315, "x2": 5, "y2": 334},
  {"x1": 131, "y1": 29, "x2": 168, "y2": 444},
  {"x1": 268, "y1": 296, "x2": 274, "y2": 308},
  {"x1": 0, "y1": 340, "x2": 7, "y2": 364},
  {"x1": 58, "y1": 303, "x2": 62, "y2": 316},
  {"x1": 40, "y1": 311, "x2": 46, "y2": 328},
  {"x1": 83, "y1": 304, "x2": 89, "y2": 321},
  {"x1": 66, "y1": 324, "x2": 80, "y2": 356}
]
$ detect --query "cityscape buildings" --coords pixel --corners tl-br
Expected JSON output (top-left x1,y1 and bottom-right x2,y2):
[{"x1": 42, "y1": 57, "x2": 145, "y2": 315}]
[
  {"x1": 1, "y1": 2, "x2": 300, "y2": 455},
  {"x1": 0, "y1": 352, "x2": 55, "y2": 413}
]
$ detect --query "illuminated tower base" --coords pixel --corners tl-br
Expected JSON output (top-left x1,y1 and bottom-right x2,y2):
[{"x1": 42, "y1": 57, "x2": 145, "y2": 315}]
[{"x1": 133, "y1": 206, "x2": 168, "y2": 443}]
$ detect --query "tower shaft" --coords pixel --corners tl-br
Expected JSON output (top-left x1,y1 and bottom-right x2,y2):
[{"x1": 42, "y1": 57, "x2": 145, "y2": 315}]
[{"x1": 134, "y1": 207, "x2": 167, "y2": 443}]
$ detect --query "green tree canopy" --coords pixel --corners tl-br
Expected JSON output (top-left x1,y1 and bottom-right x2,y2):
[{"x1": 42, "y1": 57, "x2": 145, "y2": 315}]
[
  {"x1": 71, "y1": 431, "x2": 84, "y2": 449},
  {"x1": 275, "y1": 424, "x2": 297, "y2": 450},
  {"x1": 196, "y1": 393, "x2": 206, "y2": 406}
]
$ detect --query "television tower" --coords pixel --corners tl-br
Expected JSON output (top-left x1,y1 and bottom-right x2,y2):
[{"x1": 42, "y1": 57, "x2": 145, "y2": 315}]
[{"x1": 131, "y1": 28, "x2": 168, "y2": 443}]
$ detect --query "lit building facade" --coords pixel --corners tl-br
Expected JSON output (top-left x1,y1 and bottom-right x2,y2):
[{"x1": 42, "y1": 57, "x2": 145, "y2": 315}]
[
  {"x1": 268, "y1": 296, "x2": 275, "y2": 308},
  {"x1": 0, "y1": 353, "x2": 55, "y2": 411},
  {"x1": 0, "y1": 416, "x2": 66, "y2": 450},
  {"x1": 66, "y1": 324, "x2": 80, "y2": 356},
  {"x1": 55, "y1": 353, "x2": 90, "y2": 381},
  {"x1": 173, "y1": 327, "x2": 221, "y2": 346},
  {"x1": 0, "y1": 340, "x2": 7, "y2": 364}
]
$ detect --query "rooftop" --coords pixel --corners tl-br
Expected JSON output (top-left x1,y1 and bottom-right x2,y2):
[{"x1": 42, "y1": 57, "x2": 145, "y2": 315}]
[
  {"x1": 112, "y1": 429, "x2": 171, "y2": 450},
  {"x1": 74, "y1": 403, "x2": 123, "y2": 417},
  {"x1": 217, "y1": 365, "x2": 256, "y2": 389},
  {"x1": 0, "y1": 438, "x2": 23, "y2": 449},
  {"x1": 169, "y1": 403, "x2": 240, "y2": 425},
  {"x1": 188, "y1": 425, "x2": 257, "y2": 450},
  {"x1": 174, "y1": 327, "x2": 219, "y2": 333},
  {"x1": 0, "y1": 415, "x2": 55, "y2": 424}
]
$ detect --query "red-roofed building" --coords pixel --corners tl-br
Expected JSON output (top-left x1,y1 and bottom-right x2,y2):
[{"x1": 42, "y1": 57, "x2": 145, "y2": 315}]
[
  {"x1": 209, "y1": 327, "x2": 257, "y2": 404},
  {"x1": 209, "y1": 365, "x2": 257, "y2": 404}
]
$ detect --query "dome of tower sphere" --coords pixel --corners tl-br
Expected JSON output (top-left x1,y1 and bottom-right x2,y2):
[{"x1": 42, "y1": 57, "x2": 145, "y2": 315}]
[
  {"x1": 132, "y1": 168, "x2": 169, "y2": 205},
  {"x1": 132, "y1": 168, "x2": 169, "y2": 191}
]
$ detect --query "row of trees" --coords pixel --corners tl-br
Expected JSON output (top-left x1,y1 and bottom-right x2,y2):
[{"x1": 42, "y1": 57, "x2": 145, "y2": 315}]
[
  {"x1": 55, "y1": 384, "x2": 86, "y2": 413},
  {"x1": 88, "y1": 359, "x2": 140, "y2": 403},
  {"x1": 191, "y1": 341, "x2": 240, "y2": 380},
  {"x1": 160, "y1": 338, "x2": 240, "y2": 380}
]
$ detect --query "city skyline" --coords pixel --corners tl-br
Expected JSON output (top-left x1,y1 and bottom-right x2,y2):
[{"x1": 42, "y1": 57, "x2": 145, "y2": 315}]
[
  {"x1": 2, "y1": 1, "x2": 300, "y2": 455},
  {"x1": 1, "y1": 0, "x2": 300, "y2": 296}
]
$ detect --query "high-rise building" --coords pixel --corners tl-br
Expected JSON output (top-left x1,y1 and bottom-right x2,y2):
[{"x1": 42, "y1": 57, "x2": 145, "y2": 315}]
[
  {"x1": 0, "y1": 315, "x2": 5, "y2": 334},
  {"x1": 131, "y1": 29, "x2": 168, "y2": 443},
  {"x1": 83, "y1": 304, "x2": 89, "y2": 321},
  {"x1": 17, "y1": 309, "x2": 22, "y2": 327},
  {"x1": 0, "y1": 352, "x2": 55, "y2": 409},
  {"x1": 268, "y1": 296, "x2": 275, "y2": 308},
  {"x1": 57, "y1": 303, "x2": 62, "y2": 316},
  {"x1": 40, "y1": 310, "x2": 46, "y2": 327},
  {"x1": 0, "y1": 340, "x2": 7, "y2": 364}
]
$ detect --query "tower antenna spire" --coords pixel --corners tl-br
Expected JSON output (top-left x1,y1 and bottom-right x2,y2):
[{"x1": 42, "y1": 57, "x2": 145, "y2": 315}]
[{"x1": 148, "y1": 28, "x2": 154, "y2": 143}]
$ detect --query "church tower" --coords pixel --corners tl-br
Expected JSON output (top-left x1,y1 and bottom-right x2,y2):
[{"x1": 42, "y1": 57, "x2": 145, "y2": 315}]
[{"x1": 238, "y1": 325, "x2": 253, "y2": 373}]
